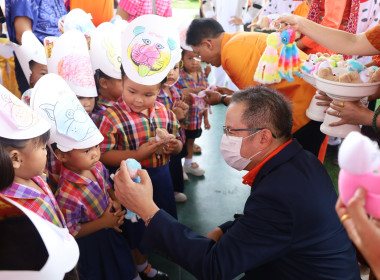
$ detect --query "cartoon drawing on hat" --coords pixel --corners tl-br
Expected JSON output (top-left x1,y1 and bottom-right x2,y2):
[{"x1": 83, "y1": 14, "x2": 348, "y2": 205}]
[
  {"x1": 0, "y1": 84, "x2": 50, "y2": 140},
  {"x1": 44, "y1": 30, "x2": 97, "y2": 98},
  {"x1": 89, "y1": 22, "x2": 122, "y2": 79},
  {"x1": 30, "y1": 74, "x2": 103, "y2": 152},
  {"x1": 122, "y1": 15, "x2": 181, "y2": 86}
]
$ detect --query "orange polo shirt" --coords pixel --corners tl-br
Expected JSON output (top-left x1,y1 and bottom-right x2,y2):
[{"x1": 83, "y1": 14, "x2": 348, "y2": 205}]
[
  {"x1": 70, "y1": 0, "x2": 114, "y2": 27},
  {"x1": 221, "y1": 32, "x2": 315, "y2": 134}
]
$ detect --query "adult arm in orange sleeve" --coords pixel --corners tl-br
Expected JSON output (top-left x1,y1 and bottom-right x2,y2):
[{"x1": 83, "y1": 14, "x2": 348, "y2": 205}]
[{"x1": 301, "y1": 0, "x2": 348, "y2": 51}]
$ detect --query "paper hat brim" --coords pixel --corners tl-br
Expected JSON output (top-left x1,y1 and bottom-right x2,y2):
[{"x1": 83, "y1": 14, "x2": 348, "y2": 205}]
[
  {"x1": 12, "y1": 31, "x2": 47, "y2": 84},
  {"x1": 178, "y1": 20, "x2": 193, "y2": 51},
  {"x1": 0, "y1": 196, "x2": 79, "y2": 280},
  {"x1": 89, "y1": 22, "x2": 122, "y2": 79},
  {"x1": 45, "y1": 30, "x2": 97, "y2": 97},
  {"x1": 0, "y1": 84, "x2": 50, "y2": 140},
  {"x1": 31, "y1": 74, "x2": 103, "y2": 151},
  {"x1": 121, "y1": 15, "x2": 181, "y2": 86}
]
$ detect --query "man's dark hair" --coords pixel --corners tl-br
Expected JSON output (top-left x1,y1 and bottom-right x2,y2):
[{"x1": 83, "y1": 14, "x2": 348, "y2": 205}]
[
  {"x1": 186, "y1": 18, "x2": 225, "y2": 46},
  {"x1": 231, "y1": 86, "x2": 293, "y2": 140}
]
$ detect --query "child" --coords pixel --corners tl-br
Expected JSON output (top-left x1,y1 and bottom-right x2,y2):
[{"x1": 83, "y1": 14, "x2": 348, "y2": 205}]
[
  {"x1": 0, "y1": 84, "x2": 66, "y2": 229},
  {"x1": 12, "y1": 30, "x2": 48, "y2": 89},
  {"x1": 98, "y1": 15, "x2": 182, "y2": 280},
  {"x1": 175, "y1": 48, "x2": 211, "y2": 176},
  {"x1": 44, "y1": 29, "x2": 98, "y2": 189},
  {"x1": 31, "y1": 73, "x2": 135, "y2": 280},
  {"x1": 157, "y1": 62, "x2": 189, "y2": 202},
  {"x1": 89, "y1": 22, "x2": 123, "y2": 127}
]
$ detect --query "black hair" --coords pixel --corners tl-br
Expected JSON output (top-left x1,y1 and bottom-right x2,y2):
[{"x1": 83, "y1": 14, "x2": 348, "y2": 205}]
[
  {"x1": 94, "y1": 69, "x2": 113, "y2": 90},
  {"x1": 186, "y1": 18, "x2": 225, "y2": 46},
  {"x1": 231, "y1": 86, "x2": 293, "y2": 140},
  {"x1": 28, "y1": 60, "x2": 36, "y2": 70},
  {"x1": 120, "y1": 64, "x2": 167, "y2": 87},
  {"x1": 0, "y1": 130, "x2": 50, "y2": 190}
]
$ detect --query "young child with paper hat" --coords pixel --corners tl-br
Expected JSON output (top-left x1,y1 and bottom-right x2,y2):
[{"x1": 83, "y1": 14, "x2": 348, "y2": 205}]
[
  {"x1": 44, "y1": 29, "x2": 97, "y2": 115},
  {"x1": 12, "y1": 31, "x2": 48, "y2": 89},
  {"x1": 175, "y1": 24, "x2": 210, "y2": 177},
  {"x1": 0, "y1": 84, "x2": 67, "y2": 230},
  {"x1": 89, "y1": 21, "x2": 124, "y2": 127},
  {"x1": 30, "y1": 73, "x2": 135, "y2": 280},
  {"x1": 0, "y1": 194, "x2": 79, "y2": 280},
  {"x1": 157, "y1": 62, "x2": 190, "y2": 202},
  {"x1": 98, "y1": 14, "x2": 182, "y2": 280}
]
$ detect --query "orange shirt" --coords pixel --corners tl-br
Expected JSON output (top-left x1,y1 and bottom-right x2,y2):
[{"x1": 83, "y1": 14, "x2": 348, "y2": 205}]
[
  {"x1": 366, "y1": 24, "x2": 380, "y2": 53},
  {"x1": 70, "y1": 0, "x2": 114, "y2": 27},
  {"x1": 221, "y1": 32, "x2": 315, "y2": 134},
  {"x1": 293, "y1": 1, "x2": 310, "y2": 18},
  {"x1": 301, "y1": 0, "x2": 351, "y2": 54}
]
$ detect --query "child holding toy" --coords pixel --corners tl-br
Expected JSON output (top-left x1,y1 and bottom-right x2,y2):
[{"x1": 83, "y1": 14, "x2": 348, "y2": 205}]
[
  {"x1": 98, "y1": 15, "x2": 182, "y2": 280},
  {"x1": 31, "y1": 73, "x2": 135, "y2": 280},
  {"x1": 175, "y1": 48, "x2": 210, "y2": 177},
  {"x1": 157, "y1": 62, "x2": 189, "y2": 202},
  {"x1": 0, "y1": 84, "x2": 66, "y2": 229}
]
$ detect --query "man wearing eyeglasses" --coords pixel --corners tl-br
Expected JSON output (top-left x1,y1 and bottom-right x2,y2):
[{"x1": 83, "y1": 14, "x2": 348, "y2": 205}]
[{"x1": 113, "y1": 86, "x2": 360, "y2": 280}]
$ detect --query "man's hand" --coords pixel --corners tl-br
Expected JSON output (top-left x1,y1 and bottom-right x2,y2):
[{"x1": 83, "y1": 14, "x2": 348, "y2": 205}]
[
  {"x1": 204, "y1": 90, "x2": 222, "y2": 105},
  {"x1": 215, "y1": 86, "x2": 234, "y2": 95},
  {"x1": 114, "y1": 161, "x2": 159, "y2": 221}
]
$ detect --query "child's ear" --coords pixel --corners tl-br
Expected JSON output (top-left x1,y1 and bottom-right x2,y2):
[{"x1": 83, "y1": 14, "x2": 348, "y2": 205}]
[
  {"x1": 55, "y1": 149, "x2": 68, "y2": 162},
  {"x1": 9, "y1": 150, "x2": 22, "y2": 169},
  {"x1": 99, "y1": 77, "x2": 108, "y2": 89}
]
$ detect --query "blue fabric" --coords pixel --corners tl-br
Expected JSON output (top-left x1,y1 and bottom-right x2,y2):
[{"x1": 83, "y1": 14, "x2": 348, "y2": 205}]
[
  {"x1": 76, "y1": 228, "x2": 135, "y2": 280},
  {"x1": 6, "y1": 0, "x2": 67, "y2": 43},
  {"x1": 142, "y1": 140, "x2": 361, "y2": 280}
]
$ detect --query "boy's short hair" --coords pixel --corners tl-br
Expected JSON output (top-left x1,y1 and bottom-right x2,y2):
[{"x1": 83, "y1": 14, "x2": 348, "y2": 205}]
[{"x1": 186, "y1": 18, "x2": 225, "y2": 47}]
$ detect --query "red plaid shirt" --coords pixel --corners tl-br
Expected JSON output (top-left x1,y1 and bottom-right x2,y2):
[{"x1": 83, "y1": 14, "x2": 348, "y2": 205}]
[
  {"x1": 55, "y1": 161, "x2": 111, "y2": 236},
  {"x1": 92, "y1": 95, "x2": 117, "y2": 127},
  {"x1": 118, "y1": 0, "x2": 172, "y2": 22},
  {"x1": 99, "y1": 98, "x2": 180, "y2": 168},
  {"x1": 175, "y1": 68, "x2": 209, "y2": 131},
  {"x1": 0, "y1": 176, "x2": 66, "y2": 228}
]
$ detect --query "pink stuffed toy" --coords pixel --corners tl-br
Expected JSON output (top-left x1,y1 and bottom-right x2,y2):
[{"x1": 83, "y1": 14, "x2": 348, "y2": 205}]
[{"x1": 338, "y1": 131, "x2": 380, "y2": 218}]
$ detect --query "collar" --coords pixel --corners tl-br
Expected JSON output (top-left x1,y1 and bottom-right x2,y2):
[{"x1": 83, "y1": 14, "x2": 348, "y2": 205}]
[
  {"x1": 60, "y1": 161, "x2": 102, "y2": 186},
  {"x1": 98, "y1": 95, "x2": 116, "y2": 108},
  {"x1": 1, "y1": 177, "x2": 49, "y2": 199},
  {"x1": 242, "y1": 139, "x2": 293, "y2": 186}
]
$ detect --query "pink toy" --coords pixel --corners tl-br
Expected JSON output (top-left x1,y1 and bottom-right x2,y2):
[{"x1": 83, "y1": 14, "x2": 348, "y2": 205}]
[
  {"x1": 191, "y1": 85, "x2": 215, "y2": 113},
  {"x1": 338, "y1": 131, "x2": 380, "y2": 218}
]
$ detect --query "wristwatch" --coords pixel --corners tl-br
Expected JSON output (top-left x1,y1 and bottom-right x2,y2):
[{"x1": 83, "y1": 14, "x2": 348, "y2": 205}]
[{"x1": 220, "y1": 95, "x2": 228, "y2": 106}]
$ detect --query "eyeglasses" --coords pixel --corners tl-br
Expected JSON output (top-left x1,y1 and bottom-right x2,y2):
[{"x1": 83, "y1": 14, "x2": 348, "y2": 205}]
[{"x1": 223, "y1": 126, "x2": 277, "y2": 138}]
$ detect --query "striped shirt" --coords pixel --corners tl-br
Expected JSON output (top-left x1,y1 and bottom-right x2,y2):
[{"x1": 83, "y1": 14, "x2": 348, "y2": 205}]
[
  {"x1": 118, "y1": 0, "x2": 172, "y2": 22},
  {"x1": 1, "y1": 176, "x2": 66, "y2": 228},
  {"x1": 99, "y1": 98, "x2": 180, "y2": 168},
  {"x1": 92, "y1": 95, "x2": 117, "y2": 127},
  {"x1": 55, "y1": 161, "x2": 111, "y2": 236},
  {"x1": 175, "y1": 68, "x2": 209, "y2": 131}
]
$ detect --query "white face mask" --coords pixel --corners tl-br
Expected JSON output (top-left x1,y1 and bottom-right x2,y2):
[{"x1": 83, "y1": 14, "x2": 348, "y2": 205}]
[{"x1": 220, "y1": 131, "x2": 262, "y2": 171}]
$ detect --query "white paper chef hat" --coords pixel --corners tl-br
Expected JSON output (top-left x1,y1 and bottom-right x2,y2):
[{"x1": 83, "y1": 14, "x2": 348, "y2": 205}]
[
  {"x1": 121, "y1": 14, "x2": 181, "y2": 86},
  {"x1": 0, "y1": 84, "x2": 50, "y2": 140},
  {"x1": 89, "y1": 22, "x2": 122, "y2": 79},
  {"x1": 0, "y1": 195, "x2": 79, "y2": 280},
  {"x1": 178, "y1": 20, "x2": 193, "y2": 51},
  {"x1": 60, "y1": 8, "x2": 95, "y2": 36},
  {"x1": 30, "y1": 74, "x2": 103, "y2": 152},
  {"x1": 11, "y1": 31, "x2": 47, "y2": 84},
  {"x1": 44, "y1": 30, "x2": 97, "y2": 97}
]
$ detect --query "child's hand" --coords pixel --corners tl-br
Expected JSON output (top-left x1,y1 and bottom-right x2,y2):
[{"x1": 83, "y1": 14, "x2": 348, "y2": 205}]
[
  {"x1": 204, "y1": 118, "x2": 211, "y2": 130},
  {"x1": 172, "y1": 107, "x2": 186, "y2": 122},
  {"x1": 175, "y1": 100, "x2": 189, "y2": 115},
  {"x1": 111, "y1": 200, "x2": 126, "y2": 225},
  {"x1": 101, "y1": 198, "x2": 124, "y2": 232},
  {"x1": 162, "y1": 139, "x2": 181, "y2": 155},
  {"x1": 138, "y1": 141, "x2": 163, "y2": 159}
]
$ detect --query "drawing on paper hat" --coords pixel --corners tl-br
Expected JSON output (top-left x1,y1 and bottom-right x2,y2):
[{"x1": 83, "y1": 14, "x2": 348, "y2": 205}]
[
  {"x1": 30, "y1": 74, "x2": 103, "y2": 152},
  {"x1": 0, "y1": 84, "x2": 50, "y2": 140},
  {"x1": 44, "y1": 30, "x2": 97, "y2": 98},
  {"x1": 12, "y1": 31, "x2": 47, "y2": 84},
  {"x1": 90, "y1": 22, "x2": 122, "y2": 79},
  {"x1": 121, "y1": 14, "x2": 181, "y2": 86},
  {"x1": 0, "y1": 195, "x2": 79, "y2": 280}
]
